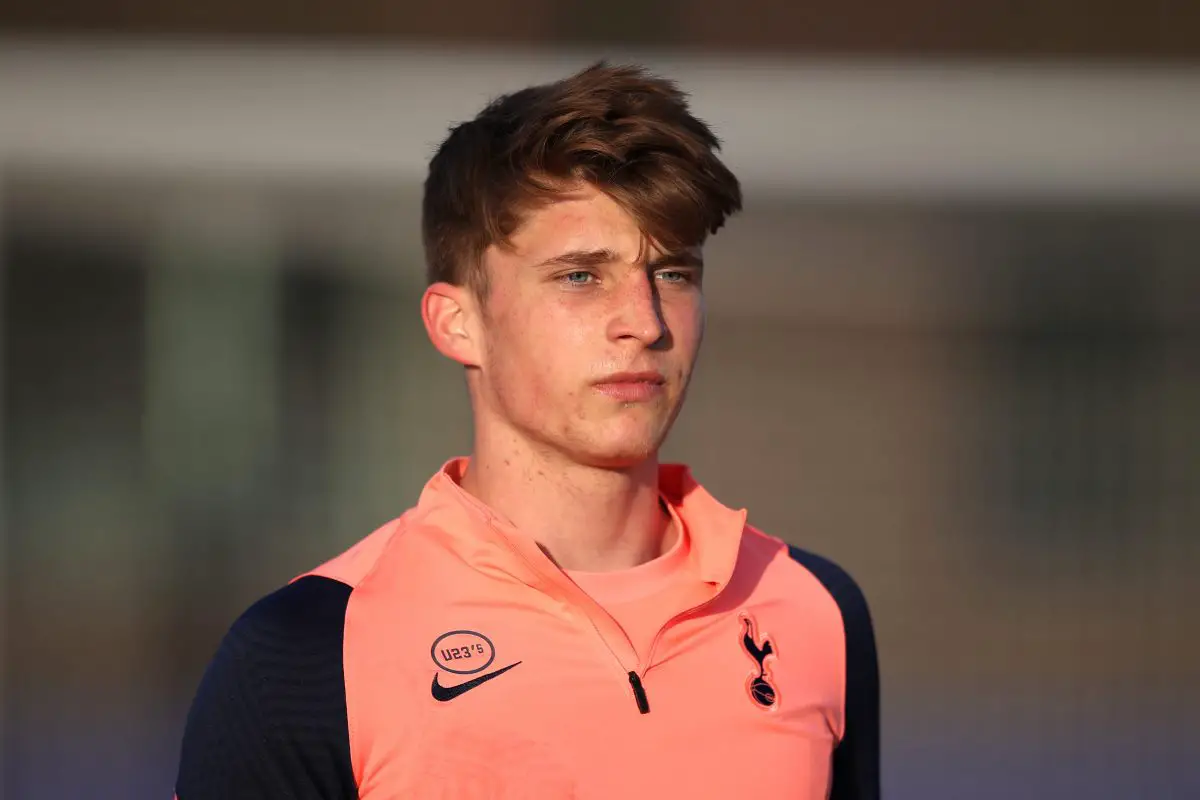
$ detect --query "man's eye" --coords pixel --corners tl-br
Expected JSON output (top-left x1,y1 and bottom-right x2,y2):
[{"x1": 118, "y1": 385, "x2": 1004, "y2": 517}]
[
  {"x1": 655, "y1": 270, "x2": 690, "y2": 284},
  {"x1": 562, "y1": 271, "x2": 595, "y2": 285}
]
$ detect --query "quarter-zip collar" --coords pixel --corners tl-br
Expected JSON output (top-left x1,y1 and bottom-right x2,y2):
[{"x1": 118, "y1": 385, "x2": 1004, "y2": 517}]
[{"x1": 412, "y1": 457, "x2": 748, "y2": 601}]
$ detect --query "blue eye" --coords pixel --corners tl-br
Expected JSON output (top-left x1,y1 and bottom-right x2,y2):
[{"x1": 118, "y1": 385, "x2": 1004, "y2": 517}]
[
  {"x1": 655, "y1": 270, "x2": 690, "y2": 284},
  {"x1": 563, "y1": 271, "x2": 594, "y2": 285}
]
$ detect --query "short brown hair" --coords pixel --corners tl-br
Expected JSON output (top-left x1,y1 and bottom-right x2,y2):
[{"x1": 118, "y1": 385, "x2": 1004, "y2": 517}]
[{"x1": 421, "y1": 61, "x2": 742, "y2": 294}]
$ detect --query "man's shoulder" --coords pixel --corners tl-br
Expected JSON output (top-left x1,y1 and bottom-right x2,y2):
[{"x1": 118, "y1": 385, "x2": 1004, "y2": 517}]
[
  {"x1": 199, "y1": 576, "x2": 355, "y2": 693},
  {"x1": 231, "y1": 574, "x2": 355, "y2": 645},
  {"x1": 782, "y1": 544, "x2": 872, "y2": 618},
  {"x1": 221, "y1": 512, "x2": 414, "y2": 653},
  {"x1": 304, "y1": 511, "x2": 416, "y2": 588},
  {"x1": 744, "y1": 526, "x2": 874, "y2": 639}
]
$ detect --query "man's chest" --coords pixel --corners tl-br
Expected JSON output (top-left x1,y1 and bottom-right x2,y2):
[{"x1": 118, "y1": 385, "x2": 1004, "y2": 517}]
[{"x1": 346, "y1": 595, "x2": 842, "y2": 799}]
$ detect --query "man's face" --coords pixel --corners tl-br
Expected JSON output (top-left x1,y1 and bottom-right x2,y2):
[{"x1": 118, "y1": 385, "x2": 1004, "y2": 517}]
[{"x1": 471, "y1": 185, "x2": 705, "y2": 469}]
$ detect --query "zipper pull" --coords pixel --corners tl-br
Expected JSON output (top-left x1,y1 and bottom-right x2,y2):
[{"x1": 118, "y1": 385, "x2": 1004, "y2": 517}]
[{"x1": 628, "y1": 671, "x2": 650, "y2": 714}]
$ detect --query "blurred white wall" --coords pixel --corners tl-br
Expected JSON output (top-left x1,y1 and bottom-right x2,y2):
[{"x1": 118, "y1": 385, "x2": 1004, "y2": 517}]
[{"x1": 3, "y1": 38, "x2": 1200, "y2": 199}]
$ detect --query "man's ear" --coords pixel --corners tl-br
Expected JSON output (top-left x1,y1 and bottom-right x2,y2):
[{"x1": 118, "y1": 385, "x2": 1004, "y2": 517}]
[{"x1": 421, "y1": 282, "x2": 481, "y2": 367}]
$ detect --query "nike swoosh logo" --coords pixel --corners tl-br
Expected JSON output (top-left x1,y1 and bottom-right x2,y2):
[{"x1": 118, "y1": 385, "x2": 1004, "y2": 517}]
[{"x1": 431, "y1": 661, "x2": 521, "y2": 702}]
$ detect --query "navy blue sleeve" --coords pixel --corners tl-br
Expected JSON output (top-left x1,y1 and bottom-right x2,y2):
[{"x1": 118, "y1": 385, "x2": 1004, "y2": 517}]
[
  {"x1": 789, "y1": 546, "x2": 881, "y2": 800},
  {"x1": 175, "y1": 575, "x2": 357, "y2": 800}
]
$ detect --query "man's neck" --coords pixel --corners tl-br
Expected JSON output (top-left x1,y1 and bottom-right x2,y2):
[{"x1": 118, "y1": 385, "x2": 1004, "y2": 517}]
[{"x1": 459, "y1": 438, "x2": 675, "y2": 573}]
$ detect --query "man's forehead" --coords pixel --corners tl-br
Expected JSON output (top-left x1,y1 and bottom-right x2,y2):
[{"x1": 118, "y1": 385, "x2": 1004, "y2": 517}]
[
  {"x1": 512, "y1": 193, "x2": 633, "y2": 244},
  {"x1": 493, "y1": 188, "x2": 703, "y2": 267}
]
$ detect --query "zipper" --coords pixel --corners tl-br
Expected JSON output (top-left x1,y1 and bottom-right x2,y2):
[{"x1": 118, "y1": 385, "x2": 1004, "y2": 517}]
[
  {"x1": 486, "y1": 516, "x2": 726, "y2": 717},
  {"x1": 645, "y1": 597, "x2": 718, "y2": 669},
  {"x1": 571, "y1": 595, "x2": 651, "y2": 715},
  {"x1": 627, "y1": 593, "x2": 724, "y2": 712},
  {"x1": 627, "y1": 671, "x2": 651, "y2": 714},
  {"x1": 555, "y1": 567, "x2": 726, "y2": 716},
  {"x1": 489, "y1": 525, "x2": 651, "y2": 714}
]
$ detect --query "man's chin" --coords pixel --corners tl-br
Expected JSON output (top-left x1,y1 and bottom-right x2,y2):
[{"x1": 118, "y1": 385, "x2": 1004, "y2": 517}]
[{"x1": 574, "y1": 432, "x2": 667, "y2": 471}]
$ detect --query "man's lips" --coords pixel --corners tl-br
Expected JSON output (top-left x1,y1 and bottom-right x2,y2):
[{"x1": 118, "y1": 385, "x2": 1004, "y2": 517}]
[{"x1": 593, "y1": 372, "x2": 666, "y2": 402}]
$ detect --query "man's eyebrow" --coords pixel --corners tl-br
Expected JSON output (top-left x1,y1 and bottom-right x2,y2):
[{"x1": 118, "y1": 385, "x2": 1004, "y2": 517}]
[
  {"x1": 533, "y1": 249, "x2": 621, "y2": 270},
  {"x1": 532, "y1": 249, "x2": 704, "y2": 270},
  {"x1": 647, "y1": 251, "x2": 704, "y2": 270}
]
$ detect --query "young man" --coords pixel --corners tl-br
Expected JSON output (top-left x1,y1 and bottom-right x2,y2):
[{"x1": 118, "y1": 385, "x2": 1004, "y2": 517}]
[{"x1": 175, "y1": 62, "x2": 880, "y2": 799}]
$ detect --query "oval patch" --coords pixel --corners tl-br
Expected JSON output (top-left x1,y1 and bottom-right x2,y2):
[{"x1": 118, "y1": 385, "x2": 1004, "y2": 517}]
[{"x1": 430, "y1": 630, "x2": 497, "y2": 675}]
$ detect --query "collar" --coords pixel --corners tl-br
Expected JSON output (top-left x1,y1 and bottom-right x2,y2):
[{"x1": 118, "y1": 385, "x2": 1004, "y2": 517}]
[{"x1": 413, "y1": 457, "x2": 747, "y2": 593}]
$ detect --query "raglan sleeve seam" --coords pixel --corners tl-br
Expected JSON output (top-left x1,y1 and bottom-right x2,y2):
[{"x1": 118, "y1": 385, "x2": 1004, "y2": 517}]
[
  {"x1": 174, "y1": 575, "x2": 357, "y2": 800},
  {"x1": 787, "y1": 545, "x2": 881, "y2": 800}
]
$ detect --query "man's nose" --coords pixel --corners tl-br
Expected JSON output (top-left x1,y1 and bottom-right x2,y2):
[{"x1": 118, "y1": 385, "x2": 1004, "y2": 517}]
[{"x1": 606, "y1": 274, "x2": 667, "y2": 346}]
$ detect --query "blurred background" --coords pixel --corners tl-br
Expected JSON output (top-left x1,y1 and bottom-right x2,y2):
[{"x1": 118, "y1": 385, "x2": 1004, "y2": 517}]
[{"x1": 2, "y1": 3, "x2": 1199, "y2": 798}]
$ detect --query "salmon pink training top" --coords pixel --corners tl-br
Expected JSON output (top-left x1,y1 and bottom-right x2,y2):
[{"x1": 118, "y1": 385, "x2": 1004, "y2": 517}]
[{"x1": 175, "y1": 458, "x2": 879, "y2": 799}]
